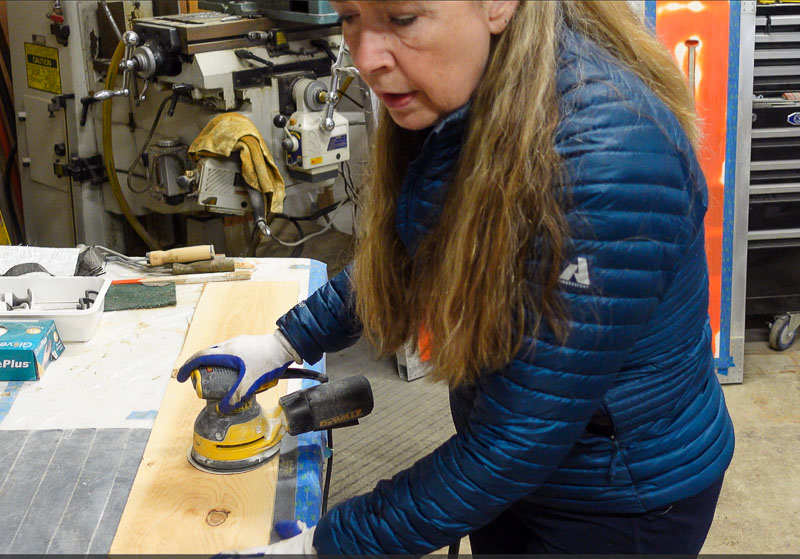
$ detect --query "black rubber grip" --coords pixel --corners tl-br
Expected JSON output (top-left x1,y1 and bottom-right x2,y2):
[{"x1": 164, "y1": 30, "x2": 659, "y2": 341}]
[
  {"x1": 191, "y1": 365, "x2": 239, "y2": 401},
  {"x1": 280, "y1": 375, "x2": 374, "y2": 436}
]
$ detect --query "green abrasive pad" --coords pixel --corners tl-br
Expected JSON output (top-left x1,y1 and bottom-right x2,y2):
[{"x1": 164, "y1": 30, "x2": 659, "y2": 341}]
[{"x1": 104, "y1": 283, "x2": 177, "y2": 312}]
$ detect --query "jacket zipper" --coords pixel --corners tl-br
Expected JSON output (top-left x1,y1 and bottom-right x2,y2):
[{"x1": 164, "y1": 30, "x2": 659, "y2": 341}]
[{"x1": 608, "y1": 434, "x2": 621, "y2": 481}]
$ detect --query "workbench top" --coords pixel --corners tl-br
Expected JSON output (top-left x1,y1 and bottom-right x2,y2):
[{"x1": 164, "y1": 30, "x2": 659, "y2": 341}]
[{"x1": 0, "y1": 257, "x2": 328, "y2": 554}]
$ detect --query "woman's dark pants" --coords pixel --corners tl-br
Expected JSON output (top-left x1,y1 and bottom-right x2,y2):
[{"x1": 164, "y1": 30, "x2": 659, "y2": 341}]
[{"x1": 449, "y1": 385, "x2": 723, "y2": 554}]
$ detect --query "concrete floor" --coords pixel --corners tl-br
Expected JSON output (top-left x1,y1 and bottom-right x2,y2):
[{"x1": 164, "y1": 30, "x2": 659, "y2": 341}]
[
  {"x1": 298, "y1": 229, "x2": 800, "y2": 553},
  {"x1": 702, "y1": 327, "x2": 800, "y2": 553}
]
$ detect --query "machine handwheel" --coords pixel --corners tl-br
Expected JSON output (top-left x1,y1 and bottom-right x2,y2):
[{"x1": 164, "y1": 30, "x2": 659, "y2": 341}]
[{"x1": 769, "y1": 315, "x2": 796, "y2": 351}]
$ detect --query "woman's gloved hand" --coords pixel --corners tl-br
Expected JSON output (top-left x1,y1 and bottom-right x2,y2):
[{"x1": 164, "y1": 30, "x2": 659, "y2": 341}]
[
  {"x1": 177, "y1": 330, "x2": 302, "y2": 413},
  {"x1": 214, "y1": 521, "x2": 316, "y2": 557}
]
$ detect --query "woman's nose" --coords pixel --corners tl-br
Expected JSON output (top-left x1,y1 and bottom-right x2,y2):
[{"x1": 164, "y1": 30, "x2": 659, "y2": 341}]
[{"x1": 350, "y1": 29, "x2": 393, "y2": 77}]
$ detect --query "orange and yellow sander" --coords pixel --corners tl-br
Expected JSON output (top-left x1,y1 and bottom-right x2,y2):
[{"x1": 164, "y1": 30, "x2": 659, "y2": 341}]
[{"x1": 187, "y1": 365, "x2": 373, "y2": 474}]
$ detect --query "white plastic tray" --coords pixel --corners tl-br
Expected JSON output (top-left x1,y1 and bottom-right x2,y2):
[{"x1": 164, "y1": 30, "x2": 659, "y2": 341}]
[{"x1": 0, "y1": 277, "x2": 111, "y2": 341}]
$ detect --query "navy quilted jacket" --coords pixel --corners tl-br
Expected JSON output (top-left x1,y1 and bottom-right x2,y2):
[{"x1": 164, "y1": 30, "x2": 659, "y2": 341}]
[{"x1": 277, "y1": 28, "x2": 734, "y2": 554}]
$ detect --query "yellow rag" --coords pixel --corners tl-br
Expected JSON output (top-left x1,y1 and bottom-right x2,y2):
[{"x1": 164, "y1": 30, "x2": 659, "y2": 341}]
[{"x1": 189, "y1": 113, "x2": 285, "y2": 213}]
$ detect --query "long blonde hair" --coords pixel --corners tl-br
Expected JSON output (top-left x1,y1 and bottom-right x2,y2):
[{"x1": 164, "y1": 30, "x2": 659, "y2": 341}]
[{"x1": 353, "y1": 1, "x2": 698, "y2": 386}]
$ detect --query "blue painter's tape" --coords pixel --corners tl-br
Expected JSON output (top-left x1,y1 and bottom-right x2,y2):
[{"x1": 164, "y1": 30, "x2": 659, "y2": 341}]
[
  {"x1": 295, "y1": 431, "x2": 325, "y2": 526},
  {"x1": 294, "y1": 259, "x2": 329, "y2": 526},
  {"x1": 717, "y1": 2, "x2": 742, "y2": 376},
  {"x1": 126, "y1": 410, "x2": 158, "y2": 420},
  {"x1": 714, "y1": 356, "x2": 735, "y2": 371},
  {"x1": 307, "y1": 259, "x2": 328, "y2": 301},
  {"x1": 644, "y1": 0, "x2": 657, "y2": 30},
  {"x1": 0, "y1": 381, "x2": 24, "y2": 425}
]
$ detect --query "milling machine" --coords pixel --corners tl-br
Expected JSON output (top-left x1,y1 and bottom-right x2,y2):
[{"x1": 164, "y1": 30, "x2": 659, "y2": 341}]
[{"x1": 8, "y1": 0, "x2": 372, "y2": 254}]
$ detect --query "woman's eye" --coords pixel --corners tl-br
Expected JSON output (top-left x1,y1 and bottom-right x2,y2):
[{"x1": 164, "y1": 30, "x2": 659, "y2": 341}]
[
  {"x1": 338, "y1": 14, "x2": 356, "y2": 24},
  {"x1": 390, "y1": 15, "x2": 417, "y2": 26}
]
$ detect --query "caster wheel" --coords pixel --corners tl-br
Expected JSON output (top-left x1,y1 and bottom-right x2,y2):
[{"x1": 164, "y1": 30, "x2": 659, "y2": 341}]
[{"x1": 769, "y1": 315, "x2": 796, "y2": 351}]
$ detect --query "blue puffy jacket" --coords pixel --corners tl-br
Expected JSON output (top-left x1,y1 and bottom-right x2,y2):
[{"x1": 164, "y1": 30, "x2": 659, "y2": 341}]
[{"x1": 277, "y1": 28, "x2": 735, "y2": 554}]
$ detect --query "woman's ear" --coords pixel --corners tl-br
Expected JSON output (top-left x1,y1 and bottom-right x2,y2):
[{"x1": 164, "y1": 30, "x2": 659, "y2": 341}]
[{"x1": 485, "y1": 1, "x2": 520, "y2": 35}]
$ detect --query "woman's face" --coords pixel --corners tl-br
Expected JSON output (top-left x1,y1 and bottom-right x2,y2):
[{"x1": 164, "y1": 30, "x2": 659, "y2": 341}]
[{"x1": 331, "y1": 1, "x2": 518, "y2": 130}]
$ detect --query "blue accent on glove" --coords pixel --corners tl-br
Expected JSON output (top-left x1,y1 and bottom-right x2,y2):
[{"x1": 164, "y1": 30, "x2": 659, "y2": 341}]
[
  {"x1": 176, "y1": 352, "x2": 244, "y2": 383},
  {"x1": 176, "y1": 353, "x2": 292, "y2": 414},
  {"x1": 274, "y1": 519, "x2": 304, "y2": 539},
  {"x1": 220, "y1": 360, "x2": 292, "y2": 414}
]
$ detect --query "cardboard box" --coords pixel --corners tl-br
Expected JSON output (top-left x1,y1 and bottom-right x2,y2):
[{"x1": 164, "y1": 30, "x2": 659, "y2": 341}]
[{"x1": 0, "y1": 320, "x2": 64, "y2": 381}]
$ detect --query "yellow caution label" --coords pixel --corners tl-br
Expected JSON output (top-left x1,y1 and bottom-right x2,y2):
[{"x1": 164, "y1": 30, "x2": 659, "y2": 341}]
[
  {"x1": 0, "y1": 207, "x2": 11, "y2": 245},
  {"x1": 310, "y1": 156, "x2": 323, "y2": 165},
  {"x1": 275, "y1": 31, "x2": 287, "y2": 46},
  {"x1": 24, "y1": 42, "x2": 61, "y2": 94}
]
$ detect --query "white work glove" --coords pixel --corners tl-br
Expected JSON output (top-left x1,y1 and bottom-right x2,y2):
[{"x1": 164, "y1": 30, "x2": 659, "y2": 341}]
[
  {"x1": 177, "y1": 330, "x2": 302, "y2": 414},
  {"x1": 214, "y1": 521, "x2": 316, "y2": 557}
]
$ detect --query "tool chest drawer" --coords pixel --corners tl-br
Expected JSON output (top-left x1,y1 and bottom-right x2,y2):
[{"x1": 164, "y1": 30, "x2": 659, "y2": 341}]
[
  {"x1": 751, "y1": 137, "x2": 800, "y2": 161},
  {"x1": 755, "y1": 4, "x2": 800, "y2": 95},
  {"x1": 752, "y1": 103, "x2": 800, "y2": 128},
  {"x1": 750, "y1": 102, "x2": 800, "y2": 190},
  {"x1": 748, "y1": 3, "x2": 800, "y2": 248}
]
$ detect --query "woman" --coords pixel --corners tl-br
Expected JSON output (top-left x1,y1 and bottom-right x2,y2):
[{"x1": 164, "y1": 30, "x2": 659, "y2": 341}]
[{"x1": 179, "y1": 1, "x2": 735, "y2": 554}]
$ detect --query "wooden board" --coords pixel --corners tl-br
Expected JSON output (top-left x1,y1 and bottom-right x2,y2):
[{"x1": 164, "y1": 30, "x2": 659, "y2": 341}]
[{"x1": 110, "y1": 281, "x2": 299, "y2": 554}]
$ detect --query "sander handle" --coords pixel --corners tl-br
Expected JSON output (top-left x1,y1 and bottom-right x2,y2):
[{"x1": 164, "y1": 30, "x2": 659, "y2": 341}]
[
  {"x1": 284, "y1": 366, "x2": 328, "y2": 384},
  {"x1": 280, "y1": 375, "x2": 374, "y2": 436}
]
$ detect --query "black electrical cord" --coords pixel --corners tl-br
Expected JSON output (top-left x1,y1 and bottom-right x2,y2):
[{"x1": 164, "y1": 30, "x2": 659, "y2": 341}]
[
  {"x1": 322, "y1": 428, "x2": 334, "y2": 515},
  {"x1": 340, "y1": 162, "x2": 359, "y2": 208},
  {"x1": 338, "y1": 91, "x2": 364, "y2": 109},
  {"x1": 3, "y1": 142, "x2": 23, "y2": 244},
  {"x1": 127, "y1": 94, "x2": 173, "y2": 194},
  {"x1": 270, "y1": 201, "x2": 342, "y2": 223},
  {"x1": 340, "y1": 171, "x2": 353, "y2": 202},
  {"x1": 0, "y1": 27, "x2": 14, "y2": 139},
  {"x1": 290, "y1": 221, "x2": 305, "y2": 258},
  {"x1": 344, "y1": 160, "x2": 356, "y2": 191},
  {"x1": 0, "y1": 70, "x2": 16, "y2": 138}
]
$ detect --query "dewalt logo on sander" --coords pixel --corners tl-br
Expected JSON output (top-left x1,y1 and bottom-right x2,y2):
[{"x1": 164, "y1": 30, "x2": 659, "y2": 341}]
[{"x1": 319, "y1": 409, "x2": 364, "y2": 428}]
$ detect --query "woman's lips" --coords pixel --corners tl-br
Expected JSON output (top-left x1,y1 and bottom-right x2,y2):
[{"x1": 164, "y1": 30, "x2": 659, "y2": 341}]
[{"x1": 380, "y1": 92, "x2": 415, "y2": 109}]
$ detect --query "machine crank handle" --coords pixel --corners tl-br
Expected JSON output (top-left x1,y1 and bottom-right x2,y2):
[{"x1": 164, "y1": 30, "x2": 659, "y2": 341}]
[
  {"x1": 168, "y1": 83, "x2": 195, "y2": 117},
  {"x1": 79, "y1": 96, "x2": 100, "y2": 127},
  {"x1": 91, "y1": 32, "x2": 140, "y2": 101},
  {"x1": 273, "y1": 115, "x2": 300, "y2": 152},
  {"x1": 234, "y1": 49, "x2": 274, "y2": 68},
  {"x1": 320, "y1": 38, "x2": 347, "y2": 131}
]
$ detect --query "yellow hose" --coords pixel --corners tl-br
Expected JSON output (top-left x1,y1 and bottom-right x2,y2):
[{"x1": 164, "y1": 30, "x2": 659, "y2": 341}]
[
  {"x1": 335, "y1": 75, "x2": 355, "y2": 107},
  {"x1": 102, "y1": 41, "x2": 160, "y2": 250}
]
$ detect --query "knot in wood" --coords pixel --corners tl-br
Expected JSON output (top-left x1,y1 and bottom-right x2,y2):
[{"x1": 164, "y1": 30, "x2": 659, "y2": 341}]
[{"x1": 206, "y1": 508, "x2": 231, "y2": 526}]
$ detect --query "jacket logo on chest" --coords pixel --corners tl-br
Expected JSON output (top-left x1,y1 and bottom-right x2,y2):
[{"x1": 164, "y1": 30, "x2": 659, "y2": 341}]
[{"x1": 559, "y1": 257, "x2": 591, "y2": 289}]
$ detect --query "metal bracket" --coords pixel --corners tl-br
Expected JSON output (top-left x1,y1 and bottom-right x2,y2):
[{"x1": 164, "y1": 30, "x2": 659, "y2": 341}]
[
  {"x1": 47, "y1": 93, "x2": 75, "y2": 118},
  {"x1": 53, "y1": 154, "x2": 107, "y2": 185}
]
